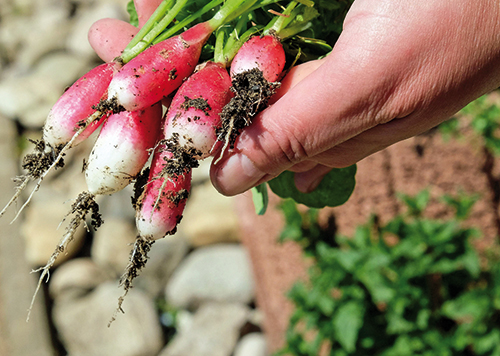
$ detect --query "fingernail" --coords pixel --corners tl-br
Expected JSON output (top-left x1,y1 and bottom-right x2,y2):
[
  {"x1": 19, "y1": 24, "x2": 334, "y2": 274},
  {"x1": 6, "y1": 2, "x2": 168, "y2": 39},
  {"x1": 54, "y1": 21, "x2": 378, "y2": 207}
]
[{"x1": 212, "y1": 153, "x2": 265, "y2": 195}]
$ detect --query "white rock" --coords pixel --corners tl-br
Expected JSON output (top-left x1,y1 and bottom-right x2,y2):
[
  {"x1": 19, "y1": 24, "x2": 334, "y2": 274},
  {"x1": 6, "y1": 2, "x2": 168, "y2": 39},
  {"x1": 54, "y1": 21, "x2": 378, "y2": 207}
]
[
  {"x1": 66, "y1": 2, "x2": 127, "y2": 59},
  {"x1": 20, "y1": 187, "x2": 87, "y2": 267},
  {"x1": 159, "y1": 302, "x2": 250, "y2": 356},
  {"x1": 180, "y1": 181, "x2": 240, "y2": 246},
  {"x1": 165, "y1": 244, "x2": 255, "y2": 308},
  {"x1": 234, "y1": 333, "x2": 268, "y2": 356},
  {"x1": 53, "y1": 281, "x2": 164, "y2": 356},
  {"x1": 49, "y1": 258, "x2": 109, "y2": 300},
  {"x1": 33, "y1": 51, "x2": 92, "y2": 88},
  {"x1": 134, "y1": 235, "x2": 189, "y2": 298},
  {"x1": 91, "y1": 217, "x2": 137, "y2": 275}
]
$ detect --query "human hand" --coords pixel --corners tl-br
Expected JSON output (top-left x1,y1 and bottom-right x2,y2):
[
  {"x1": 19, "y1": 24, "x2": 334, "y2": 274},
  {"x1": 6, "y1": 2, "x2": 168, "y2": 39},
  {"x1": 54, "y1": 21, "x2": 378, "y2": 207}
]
[
  {"x1": 88, "y1": 0, "x2": 500, "y2": 197},
  {"x1": 210, "y1": 0, "x2": 500, "y2": 195}
]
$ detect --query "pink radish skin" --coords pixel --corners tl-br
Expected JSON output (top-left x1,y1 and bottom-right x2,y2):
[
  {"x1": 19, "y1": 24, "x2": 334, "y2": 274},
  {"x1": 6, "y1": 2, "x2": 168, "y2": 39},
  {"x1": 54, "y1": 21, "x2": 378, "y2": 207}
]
[
  {"x1": 85, "y1": 103, "x2": 163, "y2": 196},
  {"x1": 164, "y1": 61, "x2": 233, "y2": 159},
  {"x1": 107, "y1": 22, "x2": 214, "y2": 112},
  {"x1": 43, "y1": 62, "x2": 118, "y2": 148},
  {"x1": 136, "y1": 149, "x2": 192, "y2": 240},
  {"x1": 230, "y1": 35, "x2": 286, "y2": 82}
]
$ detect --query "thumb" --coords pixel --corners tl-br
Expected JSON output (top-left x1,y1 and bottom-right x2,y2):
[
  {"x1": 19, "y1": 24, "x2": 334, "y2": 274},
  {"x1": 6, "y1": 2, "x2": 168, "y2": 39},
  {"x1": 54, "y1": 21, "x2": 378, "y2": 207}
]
[{"x1": 210, "y1": 53, "x2": 378, "y2": 196}]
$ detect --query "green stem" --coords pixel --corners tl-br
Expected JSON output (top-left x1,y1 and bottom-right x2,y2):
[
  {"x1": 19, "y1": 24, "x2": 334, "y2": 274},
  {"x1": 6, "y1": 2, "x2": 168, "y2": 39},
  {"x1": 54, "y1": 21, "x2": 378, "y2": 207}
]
[
  {"x1": 122, "y1": 0, "x2": 175, "y2": 56},
  {"x1": 207, "y1": 0, "x2": 259, "y2": 30},
  {"x1": 152, "y1": 0, "x2": 225, "y2": 44},
  {"x1": 214, "y1": 27, "x2": 227, "y2": 64},
  {"x1": 223, "y1": 25, "x2": 261, "y2": 63},
  {"x1": 265, "y1": 1, "x2": 298, "y2": 35},
  {"x1": 121, "y1": 0, "x2": 189, "y2": 62}
]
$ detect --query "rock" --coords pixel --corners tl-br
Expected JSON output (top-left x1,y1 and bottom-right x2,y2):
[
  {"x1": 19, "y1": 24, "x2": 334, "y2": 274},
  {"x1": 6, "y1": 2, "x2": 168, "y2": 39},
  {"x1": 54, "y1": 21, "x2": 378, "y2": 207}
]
[
  {"x1": 234, "y1": 333, "x2": 268, "y2": 356},
  {"x1": 15, "y1": 6, "x2": 72, "y2": 69},
  {"x1": 133, "y1": 235, "x2": 190, "y2": 298},
  {"x1": 33, "y1": 51, "x2": 92, "y2": 89},
  {"x1": 159, "y1": 302, "x2": 250, "y2": 356},
  {"x1": 53, "y1": 281, "x2": 164, "y2": 356},
  {"x1": 180, "y1": 181, "x2": 240, "y2": 246},
  {"x1": 49, "y1": 258, "x2": 110, "y2": 300},
  {"x1": 66, "y1": 1, "x2": 127, "y2": 59},
  {"x1": 91, "y1": 217, "x2": 137, "y2": 276},
  {"x1": 0, "y1": 115, "x2": 54, "y2": 356},
  {"x1": 20, "y1": 186, "x2": 87, "y2": 267},
  {"x1": 165, "y1": 244, "x2": 255, "y2": 308}
]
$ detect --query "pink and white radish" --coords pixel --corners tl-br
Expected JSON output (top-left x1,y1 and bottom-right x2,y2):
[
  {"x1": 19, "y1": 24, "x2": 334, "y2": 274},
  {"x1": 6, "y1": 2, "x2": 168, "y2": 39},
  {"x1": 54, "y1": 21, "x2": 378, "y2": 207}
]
[
  {"x1": 230, "y1": 34, "x2": 286, "y2": 82},
  {"x1": 135, "y1": 148, "x2": 192, "y2": 240},
  {"x1": 164, "y1": 61, "x2": 233, "y2": 159},
  {"x1": 43, "y1": 62, "x2": 118, "y2": 149},
  {"x1": 85, "y1": 103, "x2": 163, "y2": 195},
  {"x1": 107, "y1": 0, "x2": 259, "y2": 112}
]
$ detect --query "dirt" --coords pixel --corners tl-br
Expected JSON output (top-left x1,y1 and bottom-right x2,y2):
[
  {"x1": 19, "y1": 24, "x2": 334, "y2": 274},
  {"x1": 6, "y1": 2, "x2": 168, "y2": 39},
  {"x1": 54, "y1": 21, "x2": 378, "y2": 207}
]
[
  {"x1": 162, "y1": 135, "x2": 200, "y2": 176},
  {"x1": 218, "y1": 68, "x2": 280, "y2": 149},
  {"x1": 22, "y1": 140, "x2": 64, "y2": 179},
  {"x1": 180, "y1": 96, "x2": 211, "y2": 115}
]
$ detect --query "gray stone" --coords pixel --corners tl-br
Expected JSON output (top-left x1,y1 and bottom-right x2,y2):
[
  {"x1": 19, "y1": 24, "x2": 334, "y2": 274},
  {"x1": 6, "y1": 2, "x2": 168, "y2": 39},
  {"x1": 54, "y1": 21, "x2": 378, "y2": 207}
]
[
  {"x1": 134, "y1": 235, "x2": 190, "y2": 298},
  {"x1": 66, "y1": 1, "x2": 127, "y2": 59},
  {"x1": 234, "y1": 333, "x2": 268, "y2": 356},
  {"x1": 0, "y1": 115, "x2": 53, "y2": 356},
  {"x1": 159, "y1": 302, "x2": 250, "y2": 356},
  {"x1": 91, "y1": 217, "x2": 138, "y2": 276},
  {"x1": 180, "y1": 182, "x2": 240, "y2": 247},
  {"x1": 165, "y1": 244, "x2": 255, "y2": 308},
  {"x1": 53, "y1": 281, "x2": 164, "y2": 356},
  {"x1": 49, "y1": 258, "x2": 110, "y2": 300}
]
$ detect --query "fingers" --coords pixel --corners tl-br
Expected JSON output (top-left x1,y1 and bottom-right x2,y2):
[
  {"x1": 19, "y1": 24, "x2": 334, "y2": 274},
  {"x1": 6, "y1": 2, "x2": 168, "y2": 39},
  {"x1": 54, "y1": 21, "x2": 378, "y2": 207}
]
[
  {"x1": 134, "y1": 0, "x2": 164, "y2": 27},
  {"x1": 88, "y1": 18, "x2": 139, "y2": 62}
]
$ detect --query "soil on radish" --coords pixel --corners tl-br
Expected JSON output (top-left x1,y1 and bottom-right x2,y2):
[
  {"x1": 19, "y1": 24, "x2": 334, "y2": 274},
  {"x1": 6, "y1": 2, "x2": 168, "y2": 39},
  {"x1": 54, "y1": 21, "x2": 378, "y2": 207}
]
[
  {"x1": 218, "y1": 68, "x2": 280, "y2": 149},
  {"x1": 162, "y1": 135, "x2": 200, "y2": 177},
  {"x1": 22, "y1": 139, "x2": 64, "y2": 179},
  {"x1": 180, "y1": 95, "x2": 211, "y2": 115}
]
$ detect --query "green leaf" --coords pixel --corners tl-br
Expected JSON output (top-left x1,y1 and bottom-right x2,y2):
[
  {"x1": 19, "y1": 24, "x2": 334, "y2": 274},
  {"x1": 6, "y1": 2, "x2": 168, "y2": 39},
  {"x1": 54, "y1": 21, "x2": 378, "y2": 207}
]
[
  {"x1": 268, "y1": 165, "x2": 357, "y2": 209},
  {"x1": 127, "y1": 0, "x2": 139, "y2": 27},
  {"x1": 251, "y1": 183, "x2": 269, "y2": 215},
  {"x1": 333, "y1": 300, "x2": 364, "y2": 352}
]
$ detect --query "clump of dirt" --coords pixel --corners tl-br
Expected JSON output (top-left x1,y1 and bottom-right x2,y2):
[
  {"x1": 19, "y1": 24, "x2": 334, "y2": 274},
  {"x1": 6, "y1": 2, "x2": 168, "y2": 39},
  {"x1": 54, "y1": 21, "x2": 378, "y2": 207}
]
[
  {"x1": 91, "y1": 96, "x2": 124, "y2": 116},
  {"x1": 22, "y1": 139, "x2": 64, "y2": 179},
  {"x1": 162, "y1": 134, "x2": 200, "y2": 177},
  {"x1": 218, "y1": 68, "x2": 280, "y2": 150},
  {"x1": 181, "y1": 96, "x2": 211, "y2": 115}
]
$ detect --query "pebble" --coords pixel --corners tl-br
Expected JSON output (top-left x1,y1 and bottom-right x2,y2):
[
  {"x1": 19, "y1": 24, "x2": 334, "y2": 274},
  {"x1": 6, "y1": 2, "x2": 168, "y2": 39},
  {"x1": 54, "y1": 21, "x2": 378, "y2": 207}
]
[
  {"x1": 159, "y1": 302, "x2": 250, "y2": 356},
  {"x1": 165, "y1": 244, "x2": 255, "y2": 309},
  {"x1": 52, "y1": 281, "x2": 164, "y2": 356},
  {"x1": 234, "y1": 333, "x2": 268, "y2": 356},
  {"x1": 180, "y1": 181, "x2": 240, "y2": 247}
]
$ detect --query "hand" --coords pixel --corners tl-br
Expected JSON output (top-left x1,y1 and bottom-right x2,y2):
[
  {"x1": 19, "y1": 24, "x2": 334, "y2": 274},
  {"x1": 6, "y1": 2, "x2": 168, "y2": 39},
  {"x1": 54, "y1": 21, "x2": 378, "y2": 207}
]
[
  {"x1": 89, "y1": 0, "x2": 500, "y2": 196},
  {"x1": 210, "y1": 0, "x2": 500, "y2": 195}
]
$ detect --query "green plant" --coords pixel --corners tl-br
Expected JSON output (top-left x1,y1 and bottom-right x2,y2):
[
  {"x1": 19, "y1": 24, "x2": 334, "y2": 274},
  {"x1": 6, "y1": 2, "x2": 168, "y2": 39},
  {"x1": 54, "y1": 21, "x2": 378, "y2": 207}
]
[{"x1": 277, "y1": 191, "x2": 500, "y2": 356}]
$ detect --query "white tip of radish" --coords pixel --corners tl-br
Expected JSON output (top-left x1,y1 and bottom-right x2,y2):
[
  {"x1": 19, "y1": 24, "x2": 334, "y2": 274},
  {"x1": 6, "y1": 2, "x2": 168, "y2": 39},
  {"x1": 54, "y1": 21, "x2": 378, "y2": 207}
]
[
  {"x1": 165, "y1": 125, "x2": 215, "y2": 160},
  {"x1": 107, "y1": 76, "x2": 137, "y2": 111}
]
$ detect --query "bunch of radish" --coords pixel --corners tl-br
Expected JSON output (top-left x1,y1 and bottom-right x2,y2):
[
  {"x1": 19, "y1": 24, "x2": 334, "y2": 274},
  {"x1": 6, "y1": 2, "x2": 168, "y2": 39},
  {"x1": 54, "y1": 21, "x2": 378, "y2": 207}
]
[{"x1": 0, "y1": 0, "x2": 321, "y2": 320}]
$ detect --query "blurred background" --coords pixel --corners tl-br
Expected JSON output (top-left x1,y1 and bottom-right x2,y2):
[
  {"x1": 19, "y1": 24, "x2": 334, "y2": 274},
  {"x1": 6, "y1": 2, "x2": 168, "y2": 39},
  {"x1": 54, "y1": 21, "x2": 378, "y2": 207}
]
[{"x1": 1, "y1": 0, "x2": 500, "y2": 355}]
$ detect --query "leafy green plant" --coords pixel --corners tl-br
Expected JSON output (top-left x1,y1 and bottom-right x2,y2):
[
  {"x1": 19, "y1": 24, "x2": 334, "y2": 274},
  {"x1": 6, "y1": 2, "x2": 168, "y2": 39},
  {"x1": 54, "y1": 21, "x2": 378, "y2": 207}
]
[{"x1": 277, "y1": 191, "x2": 500, "y2": 356}]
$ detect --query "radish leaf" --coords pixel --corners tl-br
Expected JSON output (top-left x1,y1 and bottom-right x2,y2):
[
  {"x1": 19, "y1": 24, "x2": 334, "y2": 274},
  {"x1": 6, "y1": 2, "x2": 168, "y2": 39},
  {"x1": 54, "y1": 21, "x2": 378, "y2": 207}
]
[{"x1": 268, "y1": 165, "x2": 356, "y2": 208}]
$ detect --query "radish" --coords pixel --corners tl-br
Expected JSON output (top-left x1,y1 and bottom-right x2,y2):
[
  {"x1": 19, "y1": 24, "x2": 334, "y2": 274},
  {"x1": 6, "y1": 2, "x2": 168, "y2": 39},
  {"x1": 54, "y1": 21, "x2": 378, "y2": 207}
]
[
  {"x1": 107, "y1": 0, "x2": 260, "y2": 112},
  {"x1": 135, "y1": 148, "x2": 192, "y2": 240},
  {"x1": 43, "y1": 62, "x2": 119, "y2": 149},
  {"x1": 85, "y1": 103, "x2": 163, "y2": 195},
  {"x1": 163, "y1": 61, "x2": 233, "y2": 159},
  {"x1": 230, "y1": 34, "x2": 286, "y2": 82}
]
